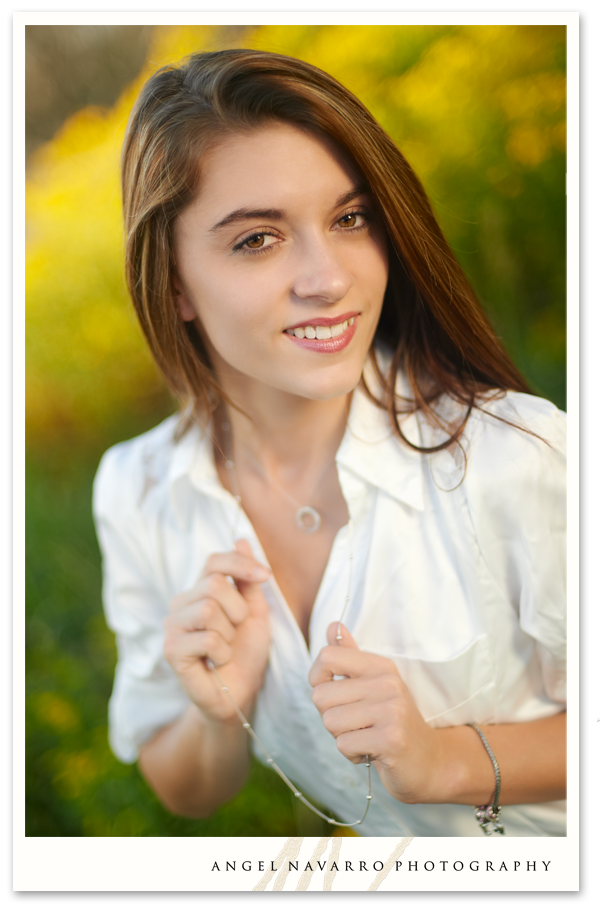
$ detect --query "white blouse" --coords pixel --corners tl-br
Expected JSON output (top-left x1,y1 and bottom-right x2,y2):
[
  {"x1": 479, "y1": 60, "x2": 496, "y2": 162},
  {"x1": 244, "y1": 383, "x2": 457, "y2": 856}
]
[{"x1": 93, "y1": 372, "x2": 566, "y2": 838}]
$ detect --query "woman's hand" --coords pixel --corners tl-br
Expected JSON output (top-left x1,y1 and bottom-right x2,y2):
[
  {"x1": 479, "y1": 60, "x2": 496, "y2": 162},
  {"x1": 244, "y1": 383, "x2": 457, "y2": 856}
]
[
  {"x1": 163, "y1": 539, "x2": 271, "y2": 725},
  {"x1": 309, "y1": 622, "x2": 448, "y2": 804},
  {"x1": 310, "y1": 623, "x2": 566, "y2": 807}
]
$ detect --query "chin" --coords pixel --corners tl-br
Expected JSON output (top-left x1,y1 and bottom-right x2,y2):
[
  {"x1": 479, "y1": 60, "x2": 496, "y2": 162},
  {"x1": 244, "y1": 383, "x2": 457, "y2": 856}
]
[{"x1": 277, "y1": 362, "x2": 365, "y2": 402}]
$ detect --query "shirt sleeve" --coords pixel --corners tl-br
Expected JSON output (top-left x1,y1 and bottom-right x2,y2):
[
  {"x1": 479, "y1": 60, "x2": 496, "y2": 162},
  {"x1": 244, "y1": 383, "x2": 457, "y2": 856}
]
[
  {"x1": 463, "y1": 395, "x2": 567, "y2": 706},
  {"x1": 93, "y1": 441, "x2": 191, "y2": 763}
]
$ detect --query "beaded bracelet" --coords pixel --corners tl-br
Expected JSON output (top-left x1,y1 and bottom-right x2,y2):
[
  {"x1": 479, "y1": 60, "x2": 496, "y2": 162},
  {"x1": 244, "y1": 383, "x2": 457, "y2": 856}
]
[{"x1": 467, "y1": 723, "x2": 505, "y2": 836}]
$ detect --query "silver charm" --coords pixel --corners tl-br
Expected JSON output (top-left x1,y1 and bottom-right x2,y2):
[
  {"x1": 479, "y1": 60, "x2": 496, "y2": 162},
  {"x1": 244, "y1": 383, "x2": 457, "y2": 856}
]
[
  {"x1": 296, "y1": 505, "x2": 321, "y2": 533},
  {"x1": 474, "y1": 804, "x2": 505, "y2": 836}
]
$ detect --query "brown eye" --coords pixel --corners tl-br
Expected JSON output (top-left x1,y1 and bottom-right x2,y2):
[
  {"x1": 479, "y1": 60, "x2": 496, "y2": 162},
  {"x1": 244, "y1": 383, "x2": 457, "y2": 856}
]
[
  {"x1": 340, "y1": 213, "x2": 357, "y2": 227},
  {"x1": 233, "y1": 231, "x2": 280, "y2": 254}
]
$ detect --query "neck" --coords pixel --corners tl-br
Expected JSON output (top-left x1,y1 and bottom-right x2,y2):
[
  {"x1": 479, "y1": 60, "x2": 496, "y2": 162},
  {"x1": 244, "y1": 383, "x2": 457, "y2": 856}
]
[
  {"x1": 221, "y1": 384, "x2": 351, "y2": 479},
  {"x1": 205, "y1": 329, "x2": 355, "y2": 479}
]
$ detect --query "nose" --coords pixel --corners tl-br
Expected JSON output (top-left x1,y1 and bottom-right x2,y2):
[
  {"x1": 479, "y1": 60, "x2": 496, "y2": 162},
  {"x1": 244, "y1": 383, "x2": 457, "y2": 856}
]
[{"x1": 291, "y1": 236, "x2": 354, "y2": 304}]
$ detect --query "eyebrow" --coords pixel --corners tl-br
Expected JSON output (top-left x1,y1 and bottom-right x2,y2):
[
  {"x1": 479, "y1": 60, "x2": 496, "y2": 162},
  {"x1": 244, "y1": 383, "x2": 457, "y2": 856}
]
[{"x1": 208, "y1": 184, "x2": 372, "y2": 233}]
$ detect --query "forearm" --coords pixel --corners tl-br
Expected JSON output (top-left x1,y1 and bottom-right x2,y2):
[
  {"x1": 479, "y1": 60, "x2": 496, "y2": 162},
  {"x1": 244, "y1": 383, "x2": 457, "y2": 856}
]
[
  {"x1": 138, "y1": 703, "x2": 250, "y2": 817},
  {"x1": 430, "y1": 711, "x2": 566, "y2": 806}
]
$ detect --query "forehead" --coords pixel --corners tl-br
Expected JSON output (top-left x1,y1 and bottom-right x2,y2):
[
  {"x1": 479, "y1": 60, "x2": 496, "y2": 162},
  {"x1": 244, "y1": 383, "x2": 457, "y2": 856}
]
[{"x1": 194, "y1": 123, "x2": 360, "y2": 212}]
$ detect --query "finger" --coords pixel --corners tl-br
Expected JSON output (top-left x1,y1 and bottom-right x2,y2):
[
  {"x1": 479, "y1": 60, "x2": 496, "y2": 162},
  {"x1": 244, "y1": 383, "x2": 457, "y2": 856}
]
[
  {"x1": 308, "y1": 645, "x2": 390, "y2": 687},
  {"x1": 235, "y1": 539, "x2": 254, "y2": 557},
  {"x1": 319, "y1": 702, "x2": 377, "y2": 739},
  {"x1": 234, "y1": 539, "x2": 271, "y2": 618},
  {"x1": 335, "y1": 729, "x2": 384, "y2": 765},
  {"x1": 173, "y1": 574, "x2": 250, "y2": 626},
  {"x1": 167, "y1": 597, "x2": 237, "y2": 644},
  {"x1": 199, "y1": 547, "x2": 271, "y2": 585},
  {"x1": 326, "y1": 621, "x2": 360, "y2": 649},
  {"x1": 164, "y1": 628, "x2": 233, "y2": 670},
  {"x1": 312, "y1": 672, "x2": 405, "y2": 714}
]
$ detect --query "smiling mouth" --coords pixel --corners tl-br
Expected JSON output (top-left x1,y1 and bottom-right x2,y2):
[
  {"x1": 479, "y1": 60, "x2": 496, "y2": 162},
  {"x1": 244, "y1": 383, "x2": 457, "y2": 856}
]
[
  {"x1": 283, "y1": 314, "x2": 359, "y2": 354},
  {"x1": 284, "y1": 316, "x2": 355, "y2": 340}
]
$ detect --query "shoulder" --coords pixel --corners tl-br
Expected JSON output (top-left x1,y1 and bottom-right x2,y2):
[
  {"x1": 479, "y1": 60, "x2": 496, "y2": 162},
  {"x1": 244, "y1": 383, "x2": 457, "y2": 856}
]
[
  {"x1": 423, "y1": 388, "x2": 565, "y2": 485},
  {"x1": 464, "y1": 390, "x2": 565, "y2": 487},
  {"x1": 92, "y1": 413, "x2": 181, "y2": 522},
  {"x1": 469, "y1": 390, "x2": 565, "y2": 454},
  {"x1": 460, "y1": 391, "x2": 566, "y2": 532}
]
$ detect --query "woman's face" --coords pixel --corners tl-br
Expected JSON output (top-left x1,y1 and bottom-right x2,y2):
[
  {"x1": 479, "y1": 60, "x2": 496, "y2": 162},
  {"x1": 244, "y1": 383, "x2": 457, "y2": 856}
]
[{"x1": 173, "y1": 123, "x2": 389, "y2": 403}]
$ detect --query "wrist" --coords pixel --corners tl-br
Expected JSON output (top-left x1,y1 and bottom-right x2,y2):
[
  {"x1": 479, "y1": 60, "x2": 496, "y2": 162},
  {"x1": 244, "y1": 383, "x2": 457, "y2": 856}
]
[
  {"x1": 424, "y1": 726, "x2": 497, "y2": 805},
  {"x1": 186, "y1": 702, "x2": 247, "y2": 752}
]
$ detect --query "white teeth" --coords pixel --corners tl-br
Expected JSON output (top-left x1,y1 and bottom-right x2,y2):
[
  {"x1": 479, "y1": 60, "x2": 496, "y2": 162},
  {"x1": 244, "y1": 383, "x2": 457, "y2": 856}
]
[{"x1": 286, "y1": 317, "x2": 356, "y2": 339}]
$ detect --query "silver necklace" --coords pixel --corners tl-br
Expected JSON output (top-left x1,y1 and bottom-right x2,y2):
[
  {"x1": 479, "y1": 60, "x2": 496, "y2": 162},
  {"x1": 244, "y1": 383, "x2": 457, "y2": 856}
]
[
  {"x1": 206, "y1": 418, "x2": 373, "y2": 828},
  {"x1": 222, "y1": 420, "x2": 333, "y2": 534}
]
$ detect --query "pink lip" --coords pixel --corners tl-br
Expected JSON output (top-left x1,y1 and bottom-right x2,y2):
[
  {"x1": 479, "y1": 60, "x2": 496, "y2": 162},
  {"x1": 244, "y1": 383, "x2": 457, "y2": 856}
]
[
  {"x1": 284, "y1": 311, "x2": 360, "y2": 331},
  {"x1": 284, "y1": 318, "x2": 358, "y2": 354}
]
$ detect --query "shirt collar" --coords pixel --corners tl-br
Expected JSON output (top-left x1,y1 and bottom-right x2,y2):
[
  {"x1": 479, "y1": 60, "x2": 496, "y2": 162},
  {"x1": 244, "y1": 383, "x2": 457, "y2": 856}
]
[
  {"x1": 167, "y1": 366, "x2": 426, "y2": 513},
  {"x1": 167, "y1": 416, "x2": 225, "y2": 500},
  {"x1": 336, "y1": 373, "x2": 426, "y2": 512}
]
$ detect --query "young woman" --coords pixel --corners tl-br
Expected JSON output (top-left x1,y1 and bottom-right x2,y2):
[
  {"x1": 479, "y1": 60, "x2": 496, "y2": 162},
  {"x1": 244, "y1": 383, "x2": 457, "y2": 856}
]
[{"x1": 93, "y1": 49, "x2": 566, "y2": 837}]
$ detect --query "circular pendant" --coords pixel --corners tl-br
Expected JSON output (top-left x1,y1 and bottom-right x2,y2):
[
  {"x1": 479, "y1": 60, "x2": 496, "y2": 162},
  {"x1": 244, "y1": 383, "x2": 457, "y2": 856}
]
[{"x1": 296, "y1": 506, "x2": 321, "y2": 533}]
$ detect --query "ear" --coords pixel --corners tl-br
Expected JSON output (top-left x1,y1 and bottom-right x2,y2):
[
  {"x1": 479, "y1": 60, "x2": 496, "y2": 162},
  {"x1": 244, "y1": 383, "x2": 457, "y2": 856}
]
[
  {"x1": 172, "y1": 277, "x2": 197, "y2": 322},
  {"x1": 176, "y1": 293, "x2": 198, "y2": 322}
]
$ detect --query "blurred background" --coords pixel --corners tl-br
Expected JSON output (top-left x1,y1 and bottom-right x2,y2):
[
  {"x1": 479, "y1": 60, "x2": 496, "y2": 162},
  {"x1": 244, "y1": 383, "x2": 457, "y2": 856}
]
[{"x1": 25, "y1": 23, "x2": 566, "y2": 836}]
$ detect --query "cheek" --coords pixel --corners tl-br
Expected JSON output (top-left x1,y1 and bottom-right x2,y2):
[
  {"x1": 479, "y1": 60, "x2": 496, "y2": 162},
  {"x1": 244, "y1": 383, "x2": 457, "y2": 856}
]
[
  {"x1": 195, "y1": 285, "x2": 273, "y2": 363},
  {"x1": 372, "y1": 236, "x2": 390, "y2": 290},
  {"x1": 202, "y1": 267, "x2": 284, "y2": 337},
  {"x1": 186, "y1": 270, "x2": 252, "y2": 331},
  {"x1": 360, "y1": 257, "x2": 388, "y2": 322},
  {"x1": 354, "y1": 233, "x2": 389, "y2": 304}
]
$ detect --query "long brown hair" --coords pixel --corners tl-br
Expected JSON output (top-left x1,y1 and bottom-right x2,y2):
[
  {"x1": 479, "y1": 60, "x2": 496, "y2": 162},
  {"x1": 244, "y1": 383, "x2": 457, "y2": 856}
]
[{"x1": 122, "y1": 48, "x2": 531, "y2": 452}]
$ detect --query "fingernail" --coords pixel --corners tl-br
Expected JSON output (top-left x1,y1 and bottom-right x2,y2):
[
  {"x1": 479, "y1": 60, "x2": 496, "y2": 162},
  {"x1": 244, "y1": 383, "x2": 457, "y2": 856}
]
[{"x1": 250, "y1": 565, "x2": 271, "y2": 581}]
